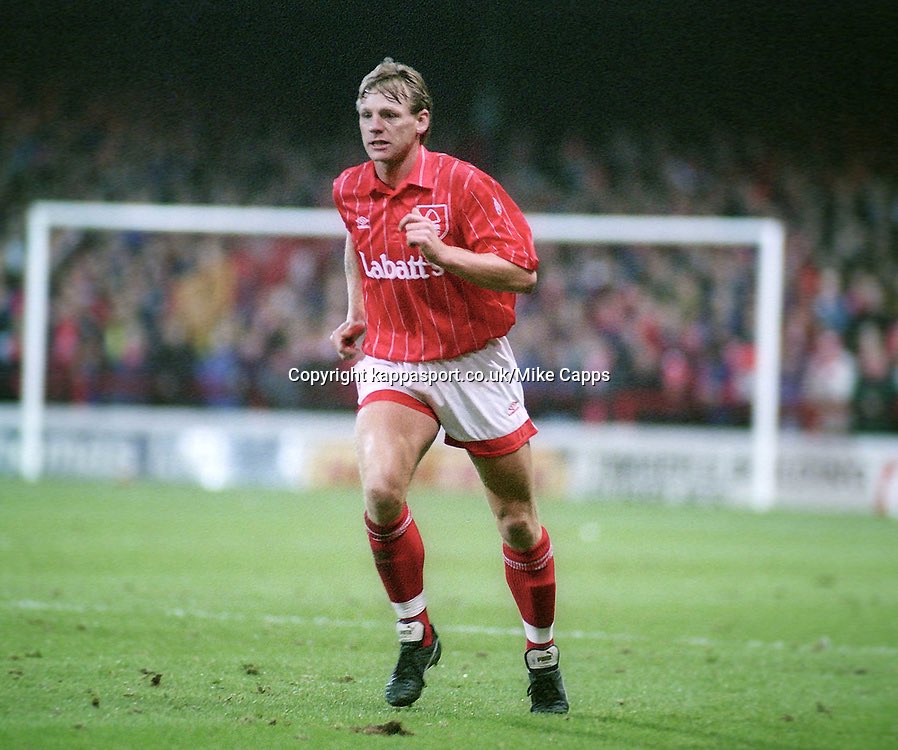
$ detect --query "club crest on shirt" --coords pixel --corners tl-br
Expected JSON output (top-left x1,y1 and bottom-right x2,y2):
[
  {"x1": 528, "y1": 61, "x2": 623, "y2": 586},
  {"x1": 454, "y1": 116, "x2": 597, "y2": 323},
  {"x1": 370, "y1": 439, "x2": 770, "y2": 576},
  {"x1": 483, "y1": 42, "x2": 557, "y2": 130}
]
[{"x1": 416, "y1": 204, "x2": 449, "y2": 239}]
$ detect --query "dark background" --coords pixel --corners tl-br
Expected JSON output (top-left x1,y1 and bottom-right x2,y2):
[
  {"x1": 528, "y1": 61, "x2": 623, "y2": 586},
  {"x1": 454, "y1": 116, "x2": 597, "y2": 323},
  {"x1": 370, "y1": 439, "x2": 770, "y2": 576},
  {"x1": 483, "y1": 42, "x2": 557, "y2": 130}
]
[{"x1": 3, "y1": 1, "x2": 898, "y2": 146}]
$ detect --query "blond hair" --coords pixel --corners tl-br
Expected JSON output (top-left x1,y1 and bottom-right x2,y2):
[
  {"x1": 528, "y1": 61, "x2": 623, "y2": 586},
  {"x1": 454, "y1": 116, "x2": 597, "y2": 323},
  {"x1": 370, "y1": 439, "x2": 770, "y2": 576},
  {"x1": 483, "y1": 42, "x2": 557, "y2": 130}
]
[{"x1": 357, "y1": 58, "x2": 433, "y2": 143}]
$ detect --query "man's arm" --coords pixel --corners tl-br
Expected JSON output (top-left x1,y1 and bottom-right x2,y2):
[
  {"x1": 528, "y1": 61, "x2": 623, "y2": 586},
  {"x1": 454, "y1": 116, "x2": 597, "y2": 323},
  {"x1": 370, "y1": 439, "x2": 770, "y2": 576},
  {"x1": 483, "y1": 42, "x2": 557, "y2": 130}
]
[
  {"x1": 329, "y1": 234, "x2": 367, "y2": 360},
  {"x1": 399, "y1": 209, "x2": 537, "y2": 293}
]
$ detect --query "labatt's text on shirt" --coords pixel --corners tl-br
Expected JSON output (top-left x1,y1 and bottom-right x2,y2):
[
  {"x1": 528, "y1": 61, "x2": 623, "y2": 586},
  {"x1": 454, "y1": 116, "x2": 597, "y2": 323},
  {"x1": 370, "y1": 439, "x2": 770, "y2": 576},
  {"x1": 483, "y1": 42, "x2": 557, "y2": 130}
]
[{"x1": 359, "y1": 252, "x2": 445, "y2": 280}]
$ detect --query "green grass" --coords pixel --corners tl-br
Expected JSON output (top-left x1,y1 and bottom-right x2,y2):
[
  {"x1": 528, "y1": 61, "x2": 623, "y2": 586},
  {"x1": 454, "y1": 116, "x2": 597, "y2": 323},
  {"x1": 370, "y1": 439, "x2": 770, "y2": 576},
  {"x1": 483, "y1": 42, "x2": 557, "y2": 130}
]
[{"x1": 1, "y1": 477, "x2": 897, "y2": 749}]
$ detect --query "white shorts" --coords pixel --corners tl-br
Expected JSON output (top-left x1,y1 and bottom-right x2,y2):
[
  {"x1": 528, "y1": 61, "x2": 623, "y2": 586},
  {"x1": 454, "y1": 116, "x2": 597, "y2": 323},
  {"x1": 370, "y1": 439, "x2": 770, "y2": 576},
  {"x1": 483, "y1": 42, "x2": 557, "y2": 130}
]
[{"x1": 354, "y1": 337, "x2": 537, "y2": 458}]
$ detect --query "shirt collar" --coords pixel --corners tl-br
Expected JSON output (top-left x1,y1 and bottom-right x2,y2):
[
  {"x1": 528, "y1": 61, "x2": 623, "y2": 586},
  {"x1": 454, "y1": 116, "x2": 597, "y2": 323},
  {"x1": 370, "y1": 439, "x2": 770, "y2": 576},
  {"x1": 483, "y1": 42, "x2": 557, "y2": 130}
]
[{"x1": 360, "y1": 146, "x2": 435, "y2": 196}]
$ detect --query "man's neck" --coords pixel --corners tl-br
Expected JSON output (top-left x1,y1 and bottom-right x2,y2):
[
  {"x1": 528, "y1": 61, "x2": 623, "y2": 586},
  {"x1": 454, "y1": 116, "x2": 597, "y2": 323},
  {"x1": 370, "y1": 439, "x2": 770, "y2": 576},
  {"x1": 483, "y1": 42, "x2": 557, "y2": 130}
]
[{"x1": 374, "y1": 143, "x2": 422, "y2": 189}]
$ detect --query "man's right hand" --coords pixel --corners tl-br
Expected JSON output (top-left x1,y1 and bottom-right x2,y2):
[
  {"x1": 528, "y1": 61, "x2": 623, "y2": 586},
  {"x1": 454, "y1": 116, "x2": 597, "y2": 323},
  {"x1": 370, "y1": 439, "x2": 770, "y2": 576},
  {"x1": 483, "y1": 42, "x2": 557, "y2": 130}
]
[{"x1": 330, "y1": 319, "x2": 366, "y2": 361}]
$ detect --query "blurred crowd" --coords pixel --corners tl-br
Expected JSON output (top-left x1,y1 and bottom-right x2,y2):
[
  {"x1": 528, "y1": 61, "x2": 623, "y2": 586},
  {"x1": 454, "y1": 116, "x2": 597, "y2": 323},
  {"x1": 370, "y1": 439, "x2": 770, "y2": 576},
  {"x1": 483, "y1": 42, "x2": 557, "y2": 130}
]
[{"x1": 1, "y1": 83, "x2": 896, "y2": 432}]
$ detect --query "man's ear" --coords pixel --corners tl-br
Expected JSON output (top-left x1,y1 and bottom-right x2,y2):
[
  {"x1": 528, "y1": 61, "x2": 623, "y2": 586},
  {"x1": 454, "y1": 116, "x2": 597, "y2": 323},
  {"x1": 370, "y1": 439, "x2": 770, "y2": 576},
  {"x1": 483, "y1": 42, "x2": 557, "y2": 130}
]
[{"x1": 416, "y1": 110, "x2": 430, "y2": 137}]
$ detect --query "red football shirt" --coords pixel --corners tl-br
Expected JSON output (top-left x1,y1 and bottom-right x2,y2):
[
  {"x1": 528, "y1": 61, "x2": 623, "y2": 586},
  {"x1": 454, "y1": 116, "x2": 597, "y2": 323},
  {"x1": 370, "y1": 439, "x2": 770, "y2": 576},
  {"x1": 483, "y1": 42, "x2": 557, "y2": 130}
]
[{"x1": 333, "y1": 147, "x2": 538, "y2": 362}]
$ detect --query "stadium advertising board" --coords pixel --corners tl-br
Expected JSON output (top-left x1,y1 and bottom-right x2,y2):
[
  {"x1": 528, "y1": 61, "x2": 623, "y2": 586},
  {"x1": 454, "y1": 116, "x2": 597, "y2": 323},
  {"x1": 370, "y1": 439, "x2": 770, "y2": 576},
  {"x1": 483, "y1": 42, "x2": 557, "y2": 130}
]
[{"x1": 0, "y1": 406, "x2": 895, "y2": 515}]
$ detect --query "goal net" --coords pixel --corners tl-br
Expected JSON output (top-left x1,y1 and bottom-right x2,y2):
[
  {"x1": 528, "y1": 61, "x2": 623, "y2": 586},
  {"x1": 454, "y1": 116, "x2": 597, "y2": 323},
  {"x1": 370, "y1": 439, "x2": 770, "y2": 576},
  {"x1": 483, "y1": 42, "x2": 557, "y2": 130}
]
[{"x1": 20, "y1": 200, "x2": 785, "y2": 508}]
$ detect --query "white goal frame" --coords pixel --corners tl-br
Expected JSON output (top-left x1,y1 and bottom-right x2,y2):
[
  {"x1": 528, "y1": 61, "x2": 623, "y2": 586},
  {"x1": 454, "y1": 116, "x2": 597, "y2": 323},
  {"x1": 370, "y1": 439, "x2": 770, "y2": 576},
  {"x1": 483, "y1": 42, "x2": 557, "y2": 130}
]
[{"x1": 21, "y1": 200, "x2": 785, "y2": 509}]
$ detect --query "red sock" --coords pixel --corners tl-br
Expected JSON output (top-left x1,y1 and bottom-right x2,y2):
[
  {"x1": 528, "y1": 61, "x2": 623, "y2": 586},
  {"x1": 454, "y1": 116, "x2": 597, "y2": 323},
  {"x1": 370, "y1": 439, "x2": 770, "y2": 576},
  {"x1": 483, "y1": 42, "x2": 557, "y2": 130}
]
[
  {"x1": 365, "y1": 504, "x2": 433, "y2": 646},
  {"x1": 503, "y1": 526, "x2": 556, "y2": 650}
]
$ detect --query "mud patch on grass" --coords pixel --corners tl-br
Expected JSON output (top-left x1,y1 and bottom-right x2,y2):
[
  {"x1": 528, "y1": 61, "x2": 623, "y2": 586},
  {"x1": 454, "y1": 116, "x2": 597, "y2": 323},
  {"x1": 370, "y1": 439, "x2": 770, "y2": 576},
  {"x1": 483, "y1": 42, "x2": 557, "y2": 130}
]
[{"x1": 351, "y1": 720, "x2": 414, "y2": 736}]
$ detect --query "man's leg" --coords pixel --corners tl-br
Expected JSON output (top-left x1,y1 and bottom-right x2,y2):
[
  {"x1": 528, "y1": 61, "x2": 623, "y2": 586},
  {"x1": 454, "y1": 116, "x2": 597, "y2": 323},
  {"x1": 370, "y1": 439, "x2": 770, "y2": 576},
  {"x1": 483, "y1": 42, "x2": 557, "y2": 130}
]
[
  {"x1": 355, "y1": 399, "x2": 442, "y2": 706},
  {"x1": 470, "y1": 443, "x2": 569, "y2": 714}
]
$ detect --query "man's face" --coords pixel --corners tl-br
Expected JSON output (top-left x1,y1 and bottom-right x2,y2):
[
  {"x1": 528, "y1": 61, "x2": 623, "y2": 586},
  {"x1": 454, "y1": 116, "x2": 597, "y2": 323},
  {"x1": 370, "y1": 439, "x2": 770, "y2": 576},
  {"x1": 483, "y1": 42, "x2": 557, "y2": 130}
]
[{"x1": 358, "y1": 89, "x2": 429, "y2": 168}]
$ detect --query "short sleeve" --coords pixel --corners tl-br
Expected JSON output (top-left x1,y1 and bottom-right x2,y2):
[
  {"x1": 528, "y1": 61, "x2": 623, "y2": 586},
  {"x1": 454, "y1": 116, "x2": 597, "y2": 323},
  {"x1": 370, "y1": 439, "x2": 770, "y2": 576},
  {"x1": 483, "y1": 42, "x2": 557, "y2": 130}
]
[
  {"x1": 459, "y1": 170, "x2": 538, "y2": 271},
  {"x1": 332, "y1": 175, "x2": 352, "y2": 232}
]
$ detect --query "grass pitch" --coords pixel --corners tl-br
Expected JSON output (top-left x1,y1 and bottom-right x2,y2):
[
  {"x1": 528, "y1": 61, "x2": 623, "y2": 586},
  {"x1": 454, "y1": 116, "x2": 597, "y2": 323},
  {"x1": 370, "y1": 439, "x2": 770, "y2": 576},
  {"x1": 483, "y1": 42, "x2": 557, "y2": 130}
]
[{"x1": 1, "y1": 477, "x2": 897, "y2": 749}]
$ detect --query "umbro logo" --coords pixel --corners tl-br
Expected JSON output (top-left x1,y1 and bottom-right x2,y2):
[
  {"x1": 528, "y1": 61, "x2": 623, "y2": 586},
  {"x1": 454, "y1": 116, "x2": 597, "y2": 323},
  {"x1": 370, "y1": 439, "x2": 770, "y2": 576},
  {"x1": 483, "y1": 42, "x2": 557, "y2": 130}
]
[{"x1": 356, "y1": 216, "x2": 370, "y2": 229}]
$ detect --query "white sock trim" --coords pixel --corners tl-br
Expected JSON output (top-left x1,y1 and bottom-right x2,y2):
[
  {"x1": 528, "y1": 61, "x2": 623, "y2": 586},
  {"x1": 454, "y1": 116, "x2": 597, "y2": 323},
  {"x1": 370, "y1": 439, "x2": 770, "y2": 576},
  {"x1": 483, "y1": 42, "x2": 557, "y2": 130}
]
[
  {"x1": 391, "y1": 591, "x2": 426, "y2": 620},
  {"x1": 522, "y1": 619, "x2": 554, "y2": 646}
]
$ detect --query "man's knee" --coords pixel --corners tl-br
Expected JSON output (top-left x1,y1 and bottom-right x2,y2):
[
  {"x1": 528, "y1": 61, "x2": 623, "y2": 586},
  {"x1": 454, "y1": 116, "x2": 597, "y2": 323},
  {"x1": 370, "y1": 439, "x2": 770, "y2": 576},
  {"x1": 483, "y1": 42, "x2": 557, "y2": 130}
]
[
  {"x1": 363, "y1": 470, "x2": 408, "y2": 523},
  {"x1": 495, "y1": 506, "x2": 540, "y2": 550}
]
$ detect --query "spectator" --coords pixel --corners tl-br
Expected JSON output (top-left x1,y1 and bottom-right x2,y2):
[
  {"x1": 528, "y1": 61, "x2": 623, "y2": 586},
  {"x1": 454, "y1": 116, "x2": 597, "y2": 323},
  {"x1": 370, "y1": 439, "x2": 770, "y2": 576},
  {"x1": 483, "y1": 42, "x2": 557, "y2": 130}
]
[
  {"x1": 0, "y1": 82, "x2": 895, "y2": 432},
  {"x1": 852, "y1": 323, "x2": 898, "y2": 432},
  {"x1": 802, "y1": 329, "x2": 858, "y2": 432}
]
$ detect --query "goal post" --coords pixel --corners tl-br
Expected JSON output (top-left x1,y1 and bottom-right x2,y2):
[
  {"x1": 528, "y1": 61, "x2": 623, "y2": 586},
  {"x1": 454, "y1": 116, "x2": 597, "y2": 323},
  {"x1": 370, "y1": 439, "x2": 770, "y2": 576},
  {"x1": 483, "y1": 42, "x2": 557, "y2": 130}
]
[{"x1": 20, "y1": 200, "x2": 785, "y2": 508}]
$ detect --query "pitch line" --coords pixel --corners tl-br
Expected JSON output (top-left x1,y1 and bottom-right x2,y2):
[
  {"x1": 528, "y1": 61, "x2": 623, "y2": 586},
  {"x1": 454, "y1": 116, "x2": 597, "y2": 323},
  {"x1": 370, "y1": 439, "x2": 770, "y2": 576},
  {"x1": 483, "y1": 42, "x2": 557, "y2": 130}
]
[{"x1": 6, "y1": 598, "x2": 898, "y2": 657}]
